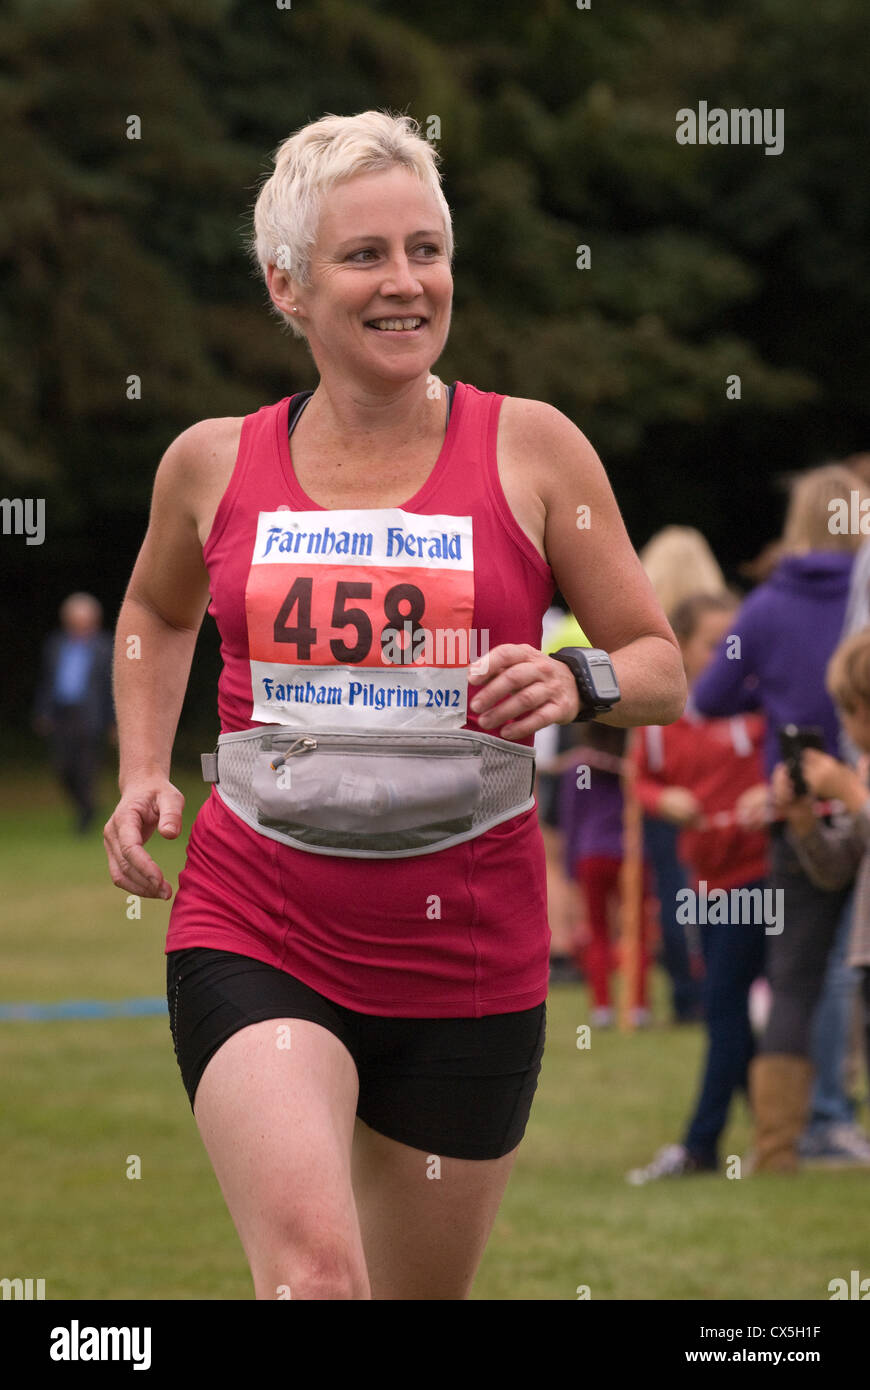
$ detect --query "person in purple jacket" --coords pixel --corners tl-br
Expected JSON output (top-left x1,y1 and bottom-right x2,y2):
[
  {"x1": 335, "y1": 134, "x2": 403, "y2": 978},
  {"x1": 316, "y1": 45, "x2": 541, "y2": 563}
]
[{"x1": 692, "y1": 462, "x2": 868, "y2": 1170}]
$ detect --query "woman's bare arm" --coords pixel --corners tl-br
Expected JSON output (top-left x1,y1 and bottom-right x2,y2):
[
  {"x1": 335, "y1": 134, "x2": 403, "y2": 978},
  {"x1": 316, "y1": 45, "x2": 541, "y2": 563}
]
[
  {"x1": 104, "y1": 420, "x2": 234, "y2": 899},
  {"x1": 471, "y1": 400, "x2": 686, "y2": 740}
]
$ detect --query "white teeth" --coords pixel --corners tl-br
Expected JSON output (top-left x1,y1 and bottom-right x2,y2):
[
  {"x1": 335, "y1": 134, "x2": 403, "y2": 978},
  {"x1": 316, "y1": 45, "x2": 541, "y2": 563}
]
[{"x1": 368, "y1": 317, "x2": 423, "y2": 331}]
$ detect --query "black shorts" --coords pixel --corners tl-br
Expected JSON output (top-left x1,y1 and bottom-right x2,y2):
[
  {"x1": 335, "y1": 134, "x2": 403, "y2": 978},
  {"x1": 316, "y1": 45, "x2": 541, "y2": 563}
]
[{"x1": 166, "y1": 947, "x2": 546, "y2": 1161}]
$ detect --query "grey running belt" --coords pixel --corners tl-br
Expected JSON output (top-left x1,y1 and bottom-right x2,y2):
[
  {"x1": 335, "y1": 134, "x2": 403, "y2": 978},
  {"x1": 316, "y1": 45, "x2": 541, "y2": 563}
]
[{"x1": 202, "y1": 725, "x2": 536, "y2": 858}]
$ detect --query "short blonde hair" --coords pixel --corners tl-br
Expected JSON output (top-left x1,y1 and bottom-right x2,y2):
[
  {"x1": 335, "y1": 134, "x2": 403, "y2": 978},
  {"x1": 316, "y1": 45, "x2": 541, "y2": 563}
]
[
  {"x1": 250, "y1": 109, "x2": 454, "y2": 337},
  {"x1": 638, "y1": 526, "x2": 728, "y2": 620},
  {"x1": 827, "y1": 628, "x2": 870, "y2": 714},
  {"x1": 781, "y1": 462, "x2": 868, "y2": 555}
]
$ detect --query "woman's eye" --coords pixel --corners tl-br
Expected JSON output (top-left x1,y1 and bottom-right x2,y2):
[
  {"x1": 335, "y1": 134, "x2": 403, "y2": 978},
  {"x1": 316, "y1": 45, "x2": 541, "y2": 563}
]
[{"x1": 347, "y1": 245, "x2": 441, "y2": 262}]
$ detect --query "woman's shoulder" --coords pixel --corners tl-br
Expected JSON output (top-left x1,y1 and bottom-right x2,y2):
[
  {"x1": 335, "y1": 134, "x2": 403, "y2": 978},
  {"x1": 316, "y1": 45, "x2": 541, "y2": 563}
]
[
  {"x1": 494, "y1": 393, "x2": 600, "y2": 485},
  {"x1": 495, "y1": 392, "x2": 590, "y2": 440},
  {"x1": 160, "y1": 414, "x2": 245, "y2": 460},
  {"x1": 149, "y1": 416, "x2": 248, "y2": 548},
  {"x1": 155, "y1": 415, "x2": 246, "y2": 491}
]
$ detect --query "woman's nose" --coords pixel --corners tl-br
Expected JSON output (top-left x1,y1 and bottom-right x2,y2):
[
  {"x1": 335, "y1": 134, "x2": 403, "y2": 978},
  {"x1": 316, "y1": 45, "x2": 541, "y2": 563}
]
[{"x1": 379, "y1": 256, "x2": 424, "y2": 298}]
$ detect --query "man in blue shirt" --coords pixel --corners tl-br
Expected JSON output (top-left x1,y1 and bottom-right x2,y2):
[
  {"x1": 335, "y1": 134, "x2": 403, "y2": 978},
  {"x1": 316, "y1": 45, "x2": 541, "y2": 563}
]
[{"x1": 33, "y1": 593, "x2": 115, "y2": 832}]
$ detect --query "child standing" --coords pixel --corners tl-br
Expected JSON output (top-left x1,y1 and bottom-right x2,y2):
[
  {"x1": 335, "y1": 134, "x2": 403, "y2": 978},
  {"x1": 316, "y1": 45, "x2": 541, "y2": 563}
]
[
  {"x1": 560, "y1": 723, "x2": 653, "y2": 1027},
  {"x1": 626, "y1": 593, "x2": 770, "y2": 1181}
]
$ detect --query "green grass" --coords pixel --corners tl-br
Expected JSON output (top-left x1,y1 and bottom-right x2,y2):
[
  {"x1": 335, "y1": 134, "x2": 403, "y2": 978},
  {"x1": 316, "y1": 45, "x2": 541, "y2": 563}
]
[{"x1": 1, "y1": 767, "x2": 867, "y2": 1300}]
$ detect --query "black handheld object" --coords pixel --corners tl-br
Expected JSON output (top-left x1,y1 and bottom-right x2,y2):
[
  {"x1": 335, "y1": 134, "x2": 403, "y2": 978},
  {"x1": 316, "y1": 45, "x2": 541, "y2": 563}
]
[{"x1": 778, "y1": 724, "x2": 825, "y2": 797}]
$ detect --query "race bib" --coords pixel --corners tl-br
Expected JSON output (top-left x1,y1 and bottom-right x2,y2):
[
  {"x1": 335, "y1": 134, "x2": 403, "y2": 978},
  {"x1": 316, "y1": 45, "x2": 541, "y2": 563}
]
[{"x1": 245, "y1": 509, "x2": 476, "y2": 730}]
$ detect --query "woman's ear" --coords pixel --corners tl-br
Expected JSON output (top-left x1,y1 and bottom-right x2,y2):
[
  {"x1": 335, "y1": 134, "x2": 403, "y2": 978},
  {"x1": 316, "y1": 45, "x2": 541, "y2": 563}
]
[{"x1": 266, "y1": 263, "x2": 297, "y2": 317}]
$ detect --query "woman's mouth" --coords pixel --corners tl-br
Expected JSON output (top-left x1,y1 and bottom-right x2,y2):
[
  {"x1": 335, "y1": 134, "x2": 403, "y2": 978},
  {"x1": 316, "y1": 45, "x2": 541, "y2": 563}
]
[{"x1": 364, "y1": 317, "x2": 428, "y2": 333}]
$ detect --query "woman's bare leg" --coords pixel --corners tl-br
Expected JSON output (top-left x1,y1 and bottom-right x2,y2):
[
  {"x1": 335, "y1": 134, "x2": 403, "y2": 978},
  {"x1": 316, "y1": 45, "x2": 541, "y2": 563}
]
[
  {"x1": 193, "y1": 1018, "x2": 370, "y2": 1300},
  {"x1": 351, "y1": 1117, "x2": 519, "y2": 1299}
]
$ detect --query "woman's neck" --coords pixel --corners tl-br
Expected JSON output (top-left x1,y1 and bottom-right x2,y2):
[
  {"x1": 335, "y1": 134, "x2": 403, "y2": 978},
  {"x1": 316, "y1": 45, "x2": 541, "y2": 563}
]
[{"x1": 304, "y1": 371, "x2": 448, "y2": 449}]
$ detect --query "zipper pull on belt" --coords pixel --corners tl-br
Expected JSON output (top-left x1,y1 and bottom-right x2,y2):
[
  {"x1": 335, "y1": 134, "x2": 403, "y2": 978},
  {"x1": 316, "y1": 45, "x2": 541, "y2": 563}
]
[{"x1": 270, "y1": 735, "x2": 318, "y2": 771}]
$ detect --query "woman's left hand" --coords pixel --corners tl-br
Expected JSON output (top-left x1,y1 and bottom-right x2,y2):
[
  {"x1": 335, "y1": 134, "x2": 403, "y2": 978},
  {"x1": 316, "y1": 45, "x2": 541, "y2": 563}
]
[{"x1": 468, "y1": 644, "x2": 580, "y2": 740}]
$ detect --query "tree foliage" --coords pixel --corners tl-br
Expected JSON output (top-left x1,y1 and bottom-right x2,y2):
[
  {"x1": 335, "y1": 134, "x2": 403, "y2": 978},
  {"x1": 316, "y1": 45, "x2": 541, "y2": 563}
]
[{"x1": 2, "y1": 0, "x2": 868, "y2": 738}]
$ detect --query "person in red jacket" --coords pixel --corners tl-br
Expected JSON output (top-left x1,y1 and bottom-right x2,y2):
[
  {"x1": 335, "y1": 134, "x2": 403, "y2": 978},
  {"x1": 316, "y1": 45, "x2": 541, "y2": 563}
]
[{"x1": 626, "y1": 592, "x2": 770, "y2": 1181}]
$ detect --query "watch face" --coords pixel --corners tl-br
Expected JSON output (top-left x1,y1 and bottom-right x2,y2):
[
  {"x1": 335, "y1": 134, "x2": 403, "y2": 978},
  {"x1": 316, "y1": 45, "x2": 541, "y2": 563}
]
[
  {"x1": 554, "y1": 647, "x2": 620, "y2": 711},
  {"x1": 585, "y1": 652, "x2": 620, "y2": 703}
]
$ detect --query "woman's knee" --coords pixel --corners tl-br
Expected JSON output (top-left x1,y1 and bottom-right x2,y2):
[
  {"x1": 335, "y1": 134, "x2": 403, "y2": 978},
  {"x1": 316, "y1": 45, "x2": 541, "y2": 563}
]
[{"x1": 251, "y1": 1234, "x2": 371, "y2": 1300}]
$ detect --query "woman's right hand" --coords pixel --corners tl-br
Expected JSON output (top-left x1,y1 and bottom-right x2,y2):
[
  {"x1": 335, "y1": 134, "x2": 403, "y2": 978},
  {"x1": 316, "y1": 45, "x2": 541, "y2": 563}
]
[{"x1": 104, "y1": 778, "x2": 185, "y2": 900}]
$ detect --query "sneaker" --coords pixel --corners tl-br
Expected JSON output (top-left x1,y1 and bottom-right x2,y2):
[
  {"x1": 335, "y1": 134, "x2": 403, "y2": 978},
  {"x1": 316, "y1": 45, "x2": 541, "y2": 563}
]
[
  {"x1": 630, "y1": 1006, "x2": 653, "y2": 1028},
  {"x1": 590, "y1": 1006, "x2": 614, "y2": 1028},
  {"x1": 800, "y1": 1123, "x2": 870, "y2": 1167},
  {"x1": 626, "y1": 1144, "x2": 715, "y2": 1186}
]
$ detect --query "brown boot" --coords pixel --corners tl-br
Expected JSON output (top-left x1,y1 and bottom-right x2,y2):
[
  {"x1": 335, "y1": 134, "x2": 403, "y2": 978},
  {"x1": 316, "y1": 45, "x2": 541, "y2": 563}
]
[{"x1": 748, "y1": 1053, "x2": 814, "y2": 1173}]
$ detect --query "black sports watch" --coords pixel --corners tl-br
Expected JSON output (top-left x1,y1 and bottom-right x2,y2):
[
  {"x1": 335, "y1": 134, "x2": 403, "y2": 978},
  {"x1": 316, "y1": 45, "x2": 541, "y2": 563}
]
[{"x1": 551, "y1": 647, "x2": 621, "y2": 722}]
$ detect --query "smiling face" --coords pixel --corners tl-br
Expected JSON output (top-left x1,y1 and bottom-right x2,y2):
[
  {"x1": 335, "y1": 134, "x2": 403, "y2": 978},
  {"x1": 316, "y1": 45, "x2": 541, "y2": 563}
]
[{"x1": 268, "y1": 165, "x2": 453, "y2": 388}]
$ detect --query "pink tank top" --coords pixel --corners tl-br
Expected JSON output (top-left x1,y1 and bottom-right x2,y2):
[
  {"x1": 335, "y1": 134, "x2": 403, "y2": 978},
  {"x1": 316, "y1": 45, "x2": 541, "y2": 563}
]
[{"x1": 166, "y1": 382, "x2": 556, "y2": 1016}]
